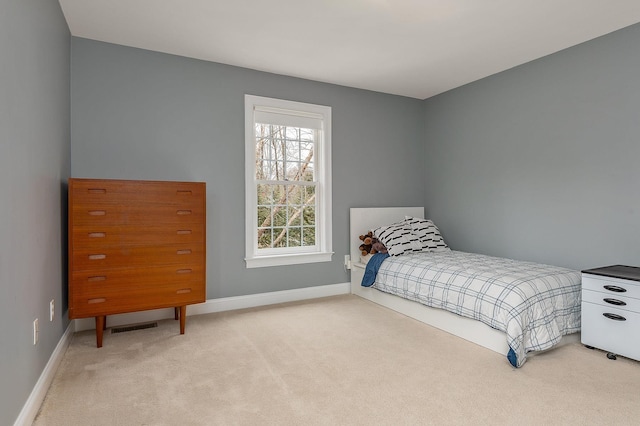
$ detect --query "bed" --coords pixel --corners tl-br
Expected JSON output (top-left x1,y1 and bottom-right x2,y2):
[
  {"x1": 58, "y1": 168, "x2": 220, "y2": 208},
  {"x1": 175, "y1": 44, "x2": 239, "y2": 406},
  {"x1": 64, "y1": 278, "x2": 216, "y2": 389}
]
[{"x1": 349, "y1": 207, "x2": 582, "y2": 367}]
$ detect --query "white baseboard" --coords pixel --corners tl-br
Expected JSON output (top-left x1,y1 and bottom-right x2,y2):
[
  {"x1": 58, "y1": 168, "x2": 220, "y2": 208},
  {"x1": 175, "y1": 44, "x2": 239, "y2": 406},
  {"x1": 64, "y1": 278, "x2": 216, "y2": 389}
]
[
  {"x1": 74, "y1": 282, "x2": 351, "y2": 331},
  {"x1": 14, "y1": 322, "x2": 74, "y2": 426}
]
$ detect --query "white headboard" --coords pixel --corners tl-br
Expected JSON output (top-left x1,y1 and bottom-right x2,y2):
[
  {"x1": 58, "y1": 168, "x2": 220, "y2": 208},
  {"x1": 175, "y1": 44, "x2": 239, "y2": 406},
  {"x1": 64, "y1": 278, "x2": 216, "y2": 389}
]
[{"x1": 349, "y1": 207, "x2": 424, "y2": 266}]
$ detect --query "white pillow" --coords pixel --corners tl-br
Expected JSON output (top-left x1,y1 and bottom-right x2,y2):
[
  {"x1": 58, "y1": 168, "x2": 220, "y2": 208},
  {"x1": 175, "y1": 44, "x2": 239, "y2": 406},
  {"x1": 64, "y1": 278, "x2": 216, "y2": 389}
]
[
  {"x1": 372, "y1": 222, "x2": 423, "y2": 256},
  {"x1": 403, "y1": 216, "x2": 450, "y2": 252}
]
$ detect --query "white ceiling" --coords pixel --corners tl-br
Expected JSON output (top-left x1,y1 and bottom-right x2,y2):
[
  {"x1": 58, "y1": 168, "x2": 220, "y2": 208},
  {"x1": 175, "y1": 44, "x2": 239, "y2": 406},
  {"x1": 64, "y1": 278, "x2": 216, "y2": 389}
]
[{"x1": 59, "y1": 0, "x2": 640, "y2": 100}]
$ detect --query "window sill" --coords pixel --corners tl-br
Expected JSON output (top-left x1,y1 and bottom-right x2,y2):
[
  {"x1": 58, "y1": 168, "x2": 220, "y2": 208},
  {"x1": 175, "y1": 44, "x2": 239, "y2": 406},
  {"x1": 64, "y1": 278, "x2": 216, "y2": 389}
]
[{"x1": 245, "y1": 251, "x2": 333, "y2": 268}]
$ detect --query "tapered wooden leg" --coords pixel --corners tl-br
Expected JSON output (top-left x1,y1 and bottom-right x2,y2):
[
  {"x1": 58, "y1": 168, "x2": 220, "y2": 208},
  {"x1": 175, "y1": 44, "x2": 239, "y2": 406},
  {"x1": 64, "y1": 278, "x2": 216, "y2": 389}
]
[
  {"x1": 95, "y1": 316, "x2": 105, "y2": 348},
  {"x1": 174, "y1": 307, "x2": 179, "y2": 320},
  {"x1": 179, "y1": 306, "x2": 186, "y2": 334}
]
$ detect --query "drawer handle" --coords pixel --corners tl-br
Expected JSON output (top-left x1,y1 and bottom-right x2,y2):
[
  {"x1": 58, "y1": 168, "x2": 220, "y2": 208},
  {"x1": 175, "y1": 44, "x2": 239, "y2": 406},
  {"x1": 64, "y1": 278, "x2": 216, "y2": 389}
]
[
  {"x1": 88, "y1": 188, "x2": 106, "y2": 194},
  {"x1": 176, "y1": 288, "x2": 192, "y2": 294},
  {"x1": 88, "y1": 232, "x2": 106, "y2": 238},
  {"x1": 88, "y1": 210, "x2": 106, "y2": 216},
  {"x1": 87, "y1": 276, "x2": 107, "y2": 282},
  {"x1": 603, "y1": 298, "x2": 627, "y2": 306},
  {"x1": 88, "y1": 298, "x2": 106, "y2": 304},
  {"x1": 603, "y1": 313, "x2": 626, "y2": 321},
  {"x1": 176, "y1": 190, "x2": 193, "y2": 195},
  {"x1": 176, "y1": 210, "x2": 192, "y2": 215},
  {"x1": 177, "y1": 230, "x2": 192, "y2": 235},
  {"x1": 176, "y1": 269, "x2": 192, "y2": 274},
  {"x1": 88, "y1": 254, "x2": 106, "y2": 260},
  {"x1": 176, "y1": 249, "x2": 192, "y2": 255},
  {"x1": 603, "y1": 285, "x2": 627, "y2": 293}
]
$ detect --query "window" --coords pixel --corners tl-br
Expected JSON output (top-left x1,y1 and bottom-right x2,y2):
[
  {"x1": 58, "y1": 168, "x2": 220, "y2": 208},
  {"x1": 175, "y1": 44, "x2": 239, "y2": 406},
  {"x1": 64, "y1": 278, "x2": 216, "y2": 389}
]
[{"x1": 244, "y1": 95, "x2": 332, "y2": 268}]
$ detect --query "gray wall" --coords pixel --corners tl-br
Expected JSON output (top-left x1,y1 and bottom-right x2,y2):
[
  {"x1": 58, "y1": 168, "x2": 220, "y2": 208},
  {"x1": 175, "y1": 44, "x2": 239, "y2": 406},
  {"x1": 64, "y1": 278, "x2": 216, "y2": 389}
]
[
  {"x1": 70, "y1": 37, "x2": 426, "y2": 299},
  {"x1": 0, "y1": 1, "x2": 70, "y2": 424},
  {"x1": 423, "y1": 23, "x2": 640, "y2": 271}
]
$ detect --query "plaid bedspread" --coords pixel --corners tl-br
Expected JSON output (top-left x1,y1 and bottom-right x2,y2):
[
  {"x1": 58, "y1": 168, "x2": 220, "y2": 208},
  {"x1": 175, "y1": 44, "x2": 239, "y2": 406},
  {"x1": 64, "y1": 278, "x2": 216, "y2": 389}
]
[{"x1": 372, "y1": 251, "x2": 582, "y2": 367}]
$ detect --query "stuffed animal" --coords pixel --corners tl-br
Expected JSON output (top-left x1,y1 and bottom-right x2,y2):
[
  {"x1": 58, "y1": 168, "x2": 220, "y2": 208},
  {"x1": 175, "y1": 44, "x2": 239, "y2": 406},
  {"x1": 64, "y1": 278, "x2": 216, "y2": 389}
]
[
  {"x1": 358, "y1": 231, "x2": 374, "y2": 255},
  {"x1": 359, "y1": 231, "x2": 387, "y2": 255}
]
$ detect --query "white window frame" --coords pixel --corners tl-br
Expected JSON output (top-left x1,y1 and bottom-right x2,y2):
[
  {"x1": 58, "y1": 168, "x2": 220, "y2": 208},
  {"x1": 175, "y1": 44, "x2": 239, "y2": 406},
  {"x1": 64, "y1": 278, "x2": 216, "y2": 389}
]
[{"x1": 244, "y1": 94, "x2": 333, "y2": 268}]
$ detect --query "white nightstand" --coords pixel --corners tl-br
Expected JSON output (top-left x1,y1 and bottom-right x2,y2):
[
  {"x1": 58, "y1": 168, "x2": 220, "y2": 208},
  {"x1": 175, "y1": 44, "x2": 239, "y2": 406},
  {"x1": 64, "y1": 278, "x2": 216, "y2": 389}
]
[{"x1": 581, "y1": 265, "x2": 640, "y2": 361}]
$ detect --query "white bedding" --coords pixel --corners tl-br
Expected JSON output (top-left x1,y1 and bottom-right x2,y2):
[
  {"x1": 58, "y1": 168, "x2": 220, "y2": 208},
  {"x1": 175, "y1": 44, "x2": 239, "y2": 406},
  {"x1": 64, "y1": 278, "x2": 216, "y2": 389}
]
[{"x1": 371, "y1": 250, "x2": 582, "y2": 367}]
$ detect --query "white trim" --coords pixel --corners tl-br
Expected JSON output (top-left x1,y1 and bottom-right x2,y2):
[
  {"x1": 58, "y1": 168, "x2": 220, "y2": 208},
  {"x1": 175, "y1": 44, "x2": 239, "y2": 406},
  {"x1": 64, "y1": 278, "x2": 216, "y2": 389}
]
[
  {"x1": 190, "y1": 282, "x2": 349, "y2": 314},
  {"x1": 245, "y1": 251, "x2": 333, "y2": 268},
  {"x1": 254, "y1": 109, "x2": 323, "y2": 129},
  {"x1": 13, "y1": 322, "x2": 74, "y2": 426},
  {"x1": 74, "y1": 282, "x2": 351, "y2": 331},
  {"x1": 244, "y1": 94, "x2": 332, "y2": 268}
]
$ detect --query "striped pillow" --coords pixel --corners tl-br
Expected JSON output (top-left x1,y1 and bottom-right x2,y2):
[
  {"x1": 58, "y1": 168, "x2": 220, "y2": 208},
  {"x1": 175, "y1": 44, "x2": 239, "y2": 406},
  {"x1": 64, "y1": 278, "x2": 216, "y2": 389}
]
[
  {"x1": 403, "y1": 216, "x2": 450, "y2": 252},
  {"x1": 372, "y1": 222, "x2": 423, "y2": 256}
]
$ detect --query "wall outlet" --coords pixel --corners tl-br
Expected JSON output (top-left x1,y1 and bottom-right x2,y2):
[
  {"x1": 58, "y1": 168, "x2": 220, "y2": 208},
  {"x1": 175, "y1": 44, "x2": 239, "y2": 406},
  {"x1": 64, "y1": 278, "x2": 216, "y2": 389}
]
[
  {"x1": 50, "y1": 299, "x2": 55, "y2": 321},
  {"x1": 33, "y1": 318, "x2": 39, "y2": 345},
  {"x1": 344, "y1": 254, "x2": 351, "y2": 271}
]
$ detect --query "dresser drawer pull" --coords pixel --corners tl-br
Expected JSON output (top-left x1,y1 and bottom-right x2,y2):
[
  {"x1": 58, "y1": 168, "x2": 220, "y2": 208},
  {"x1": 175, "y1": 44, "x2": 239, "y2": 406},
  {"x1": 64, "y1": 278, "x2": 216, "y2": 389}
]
[
  {"x1": 177, "y1": 230, "x2": 192, "y2": 235},
  {"x1": 176, "y1": 210, "x2": 192, "y2": 215},
  {"x1": 88, "y1": 232, "x2": 106, "y2": 238},
  {"x1": 603, "y1": 313, "x2": 626, "y2": 321},
  {"x1": 603, "y1": 298, "x2": 627, "y2": 306},
  {"x1": 176, "y1": 288, "x2": 192, "y2": 294},
  {"x1": 88, "y1": 210, "x2": 106, "y2": 216},
  {"x1": 88, "y1": 188, "x2": 106, "y2": 194},
  {"x1": 176, "y1": 268, "x2": 193, "y2": 274},
  {"x1": 88, "y1": 298, "x2": 106, "y2": 304},
  {"x1": 87, "y1": 276, "x2": 107, "y2": 282},
  {"x1": 88, "y1": 254, "x2": 106, "y2": 260},
  {"x1": 176, "y1": 190, "x2": 193, "y2": 195},
  {"x1": 603, "y1": 285, "x2": 627, "y2": 293},
  {"x1": 176, "y1": 249, "x2": 192, "y2": 255}
]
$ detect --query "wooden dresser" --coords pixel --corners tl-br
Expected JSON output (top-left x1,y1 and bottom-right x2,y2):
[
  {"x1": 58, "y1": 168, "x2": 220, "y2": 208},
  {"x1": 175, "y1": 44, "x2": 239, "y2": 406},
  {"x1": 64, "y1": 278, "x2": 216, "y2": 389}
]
[{"x1": 68, "y1": 178, "x2": 206, "y2": 347}]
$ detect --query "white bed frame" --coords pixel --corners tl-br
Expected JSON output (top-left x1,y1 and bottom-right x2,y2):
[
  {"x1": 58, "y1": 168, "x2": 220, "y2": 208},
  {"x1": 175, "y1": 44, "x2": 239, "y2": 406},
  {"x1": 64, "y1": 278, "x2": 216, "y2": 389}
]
[{"x1": 349, "y1": 207, "x2": 579, "y2": 360}]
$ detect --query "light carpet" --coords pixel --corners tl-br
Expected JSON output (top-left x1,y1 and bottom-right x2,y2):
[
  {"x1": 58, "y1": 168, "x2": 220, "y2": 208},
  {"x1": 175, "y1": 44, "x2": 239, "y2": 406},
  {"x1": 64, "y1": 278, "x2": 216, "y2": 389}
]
[{"x1": 34, "y1": 295, "x2": 640, "y2": 425}]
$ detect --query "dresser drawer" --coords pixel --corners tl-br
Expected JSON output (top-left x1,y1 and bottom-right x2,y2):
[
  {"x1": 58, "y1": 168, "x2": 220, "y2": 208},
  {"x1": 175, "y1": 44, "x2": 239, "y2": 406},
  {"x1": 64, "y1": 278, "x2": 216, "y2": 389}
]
[
  {"x1": 70, "y1": 264, "x2": 204, "y2": 293},
  {"x1": 70, "y1": 179, "x2": 206, "y2": 207},
  {"x1": 582, "y1": 288, "x2": 640, "y2": 314},
  {"x1": 581, "y1": 301, "x2": 640, "y2": 361},
  {"x1": 582, "y1": 274, "x2": 640, "y2": 301},
  {"x1": 71, "y1": 243, "x2": 204, "y2": 271},
  {"x1": 71, "y1": 274, "x2": 205, "y2": 299},
  {"x1": 71, "y1": 203, "x2": 204, "y2": 226},
  {"x1": 71, "y1": 224, "x2": 204, "y2": 248},
  {"x1": 70, "y1": 280, "x2": 206, "y2": 318}
]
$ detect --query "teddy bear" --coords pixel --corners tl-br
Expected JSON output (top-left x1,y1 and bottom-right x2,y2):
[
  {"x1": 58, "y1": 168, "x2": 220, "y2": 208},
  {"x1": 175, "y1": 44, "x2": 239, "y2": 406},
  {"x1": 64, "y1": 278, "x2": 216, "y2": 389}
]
[{"x1": 359, "y1": 231, "x2": 387, "y2": 256}]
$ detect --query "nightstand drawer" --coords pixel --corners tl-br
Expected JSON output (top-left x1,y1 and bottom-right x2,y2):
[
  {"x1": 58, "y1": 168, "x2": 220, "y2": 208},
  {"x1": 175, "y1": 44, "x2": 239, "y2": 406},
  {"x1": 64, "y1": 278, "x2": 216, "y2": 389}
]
[
  {"x1": 582, "y1": 288, "x2": 640, "y2": 313},
  {"x1": 581, "y1": 301, "x2": 640, "y2": 361},
  {"x1": 582, "y1": 275, "x2": 640, "y2": 301}
]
